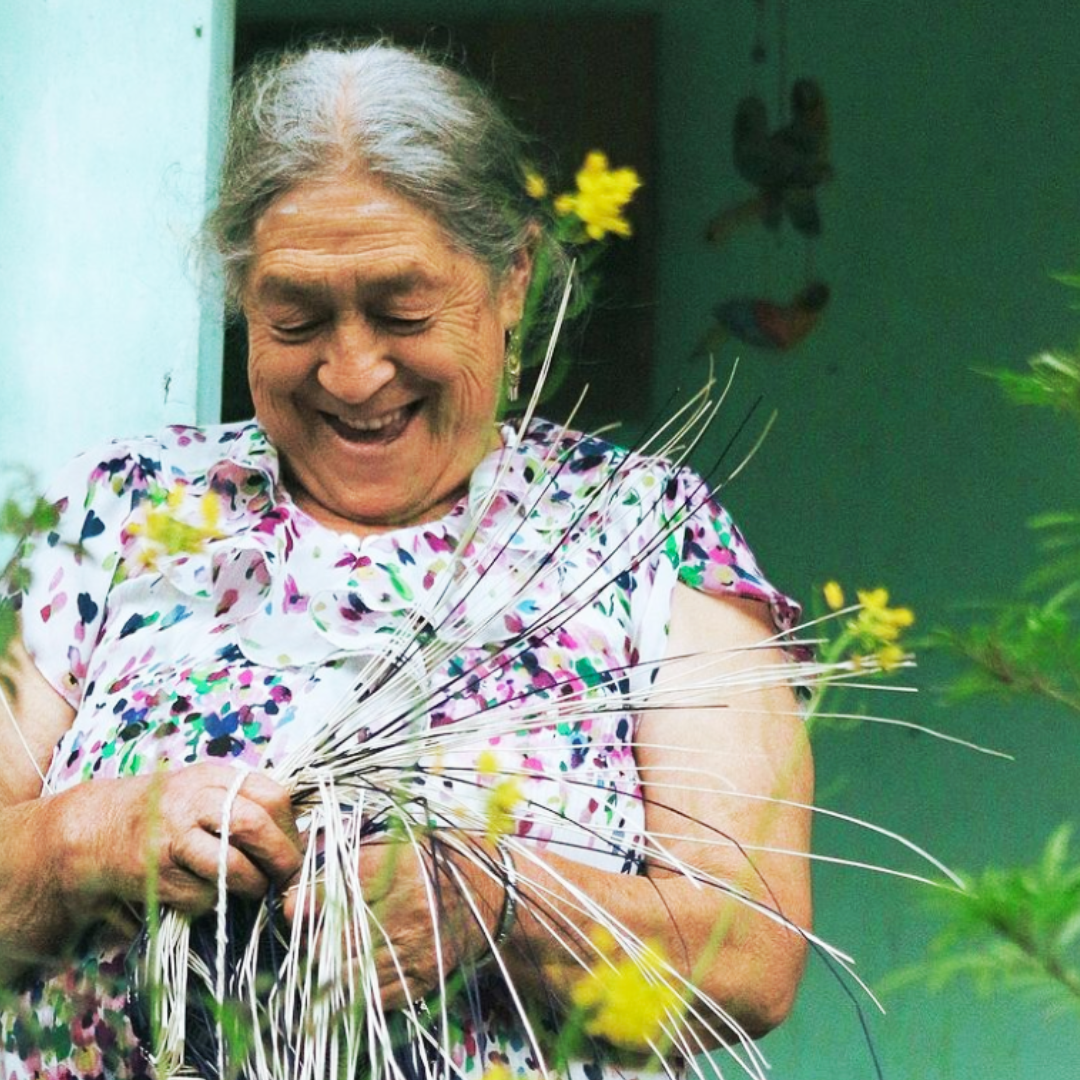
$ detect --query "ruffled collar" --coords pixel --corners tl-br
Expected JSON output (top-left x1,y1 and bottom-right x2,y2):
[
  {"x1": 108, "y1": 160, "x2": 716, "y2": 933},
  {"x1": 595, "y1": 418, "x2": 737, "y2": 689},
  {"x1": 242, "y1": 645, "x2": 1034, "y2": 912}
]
[{"x1": 147, "y1": 419, "x2": 614, "y2": 668}]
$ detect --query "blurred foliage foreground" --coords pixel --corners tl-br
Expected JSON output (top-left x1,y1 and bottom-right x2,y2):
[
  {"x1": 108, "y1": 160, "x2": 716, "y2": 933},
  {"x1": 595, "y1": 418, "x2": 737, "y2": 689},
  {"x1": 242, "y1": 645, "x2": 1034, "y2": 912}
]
[
  {"x1": 0, "y1": 483, "x2": 57, "y2": 690},
  {"x1": 893, "y1": 333, "x2": 1080, "y2": 1018}
]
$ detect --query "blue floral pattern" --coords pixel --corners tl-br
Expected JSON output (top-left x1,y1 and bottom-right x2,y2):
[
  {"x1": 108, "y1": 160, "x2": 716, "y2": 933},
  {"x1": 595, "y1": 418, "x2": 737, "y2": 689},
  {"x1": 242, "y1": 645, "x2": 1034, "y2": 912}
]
[{"x1": 3, "y1": 418, "x2": 800, "y2": 1079}]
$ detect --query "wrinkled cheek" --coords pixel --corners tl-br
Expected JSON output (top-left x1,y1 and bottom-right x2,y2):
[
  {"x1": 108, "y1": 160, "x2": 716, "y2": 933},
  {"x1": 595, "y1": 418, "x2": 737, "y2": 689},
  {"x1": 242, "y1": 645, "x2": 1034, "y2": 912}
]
[
  {"x1": 431, "y1": 364, "x2": 501, "y2": 440},
  {"x1": 246, "y1": 358, "x2": 297, "y2": 434},
  {"x1": 246, "y1": 365, "x2": 270, "y2": 415}
]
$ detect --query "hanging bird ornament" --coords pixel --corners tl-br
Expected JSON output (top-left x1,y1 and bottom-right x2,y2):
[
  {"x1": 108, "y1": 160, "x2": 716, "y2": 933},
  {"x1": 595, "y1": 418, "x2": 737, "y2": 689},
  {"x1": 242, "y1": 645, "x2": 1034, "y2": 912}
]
[
  {"x1": 694, "y1": 5, "x2": 833, "y2": 361},
  {"x1": 693, "y1": 281, "x2": 830, "y2": 358},
  {"x1": 706, "y1": 78, "x2": 832, "y2": 245}
]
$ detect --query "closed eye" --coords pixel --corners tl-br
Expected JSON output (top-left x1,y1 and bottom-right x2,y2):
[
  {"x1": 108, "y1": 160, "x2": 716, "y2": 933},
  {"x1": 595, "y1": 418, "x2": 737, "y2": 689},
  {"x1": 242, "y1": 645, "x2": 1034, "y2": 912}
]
[
  {"x1": 271, "y1": 320, "x2": 325, "y2": 342},
  {"x1": 375, "y1": 313, "x2": 432, "y2": 335}
]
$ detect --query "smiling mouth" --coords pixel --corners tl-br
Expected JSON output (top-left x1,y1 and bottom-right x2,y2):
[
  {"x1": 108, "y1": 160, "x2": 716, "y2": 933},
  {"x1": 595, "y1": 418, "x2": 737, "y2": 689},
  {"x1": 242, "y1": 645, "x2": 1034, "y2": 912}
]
[{"x1": 323, "y1": 403, "x2": 420, "y2": 444}]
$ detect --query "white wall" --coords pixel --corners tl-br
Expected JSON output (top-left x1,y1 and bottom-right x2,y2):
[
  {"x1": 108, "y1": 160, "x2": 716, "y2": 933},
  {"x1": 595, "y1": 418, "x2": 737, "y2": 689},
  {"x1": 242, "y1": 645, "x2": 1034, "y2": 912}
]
[{"x1": 0, "y1": 0, "x2": 235, "y2": 484}]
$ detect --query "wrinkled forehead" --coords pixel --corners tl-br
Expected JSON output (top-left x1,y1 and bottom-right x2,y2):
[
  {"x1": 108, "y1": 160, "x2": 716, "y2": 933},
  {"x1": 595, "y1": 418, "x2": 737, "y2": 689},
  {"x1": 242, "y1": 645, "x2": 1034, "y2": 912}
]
[{"x1": 247, "y1": 173, "x2": 500, "y2": 292}]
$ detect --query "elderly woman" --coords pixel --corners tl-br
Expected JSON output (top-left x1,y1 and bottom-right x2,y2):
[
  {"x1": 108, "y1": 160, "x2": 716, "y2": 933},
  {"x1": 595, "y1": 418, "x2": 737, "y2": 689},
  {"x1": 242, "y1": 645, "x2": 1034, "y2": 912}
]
[{"x1": 0, "y1": 42, "x2": 811, "y2": 1080}]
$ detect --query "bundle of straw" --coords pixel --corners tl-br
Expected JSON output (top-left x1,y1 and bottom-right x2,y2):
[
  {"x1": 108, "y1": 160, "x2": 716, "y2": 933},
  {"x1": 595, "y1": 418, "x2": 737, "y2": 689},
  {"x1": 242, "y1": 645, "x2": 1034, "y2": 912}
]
[{"x1": 135, "y1": 312, "x2": 957, "y2": 1080}]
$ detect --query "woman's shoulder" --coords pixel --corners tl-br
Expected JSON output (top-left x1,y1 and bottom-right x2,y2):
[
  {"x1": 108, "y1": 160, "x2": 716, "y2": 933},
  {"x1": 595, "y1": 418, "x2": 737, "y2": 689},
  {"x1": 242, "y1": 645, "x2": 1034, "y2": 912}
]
[
  {"x1": 27, "y1": 420, "x2": 280, "y2": 561},
  {"x1": 481, "y1": 417, "x2": 703, "y2": 565},
  {"x1": 41, "y1": 420, "x2": 277, "y2": 510},
  {"x1": 514, "y1": 416, "x2": 675, "y2": 485},
  {"x1": 508, "y1": 417, "x2": 709, "y2": 531},
  {"x1": 61, "y1": 419, "x2": 272, "y2": 483},
  {"x1": 514, "y1": 416, "x2": 801, "y2": 629}
]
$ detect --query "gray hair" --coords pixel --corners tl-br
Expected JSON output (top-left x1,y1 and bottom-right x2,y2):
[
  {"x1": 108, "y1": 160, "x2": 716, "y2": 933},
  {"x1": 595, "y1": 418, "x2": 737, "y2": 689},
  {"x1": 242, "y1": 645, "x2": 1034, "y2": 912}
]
[{"x1": 206, "y1": 41, "x2": 567, "y2": 318}]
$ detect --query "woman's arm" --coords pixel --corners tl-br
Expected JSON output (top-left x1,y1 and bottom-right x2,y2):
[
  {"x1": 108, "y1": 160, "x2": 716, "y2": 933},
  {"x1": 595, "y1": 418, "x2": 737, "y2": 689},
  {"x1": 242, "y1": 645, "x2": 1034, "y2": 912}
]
[
  {"x1": 508, "y1": 586, "x2": 811, "y2": 1039},
  {"x1": 0, "y1": 628, "x2": 305, "y2": 985},
  {"x1": 639, "y1": 585, "x2": 811, "y2": 1031},
  {"x1": 0, "y1": 630, "x2": 89, "y2": 980},
  {"x1": 354, "y1": 586, "x2": 812, "y2": 1044},
  {"x1": 0, "y1": 634, "x2": 74, "y2": 804}
]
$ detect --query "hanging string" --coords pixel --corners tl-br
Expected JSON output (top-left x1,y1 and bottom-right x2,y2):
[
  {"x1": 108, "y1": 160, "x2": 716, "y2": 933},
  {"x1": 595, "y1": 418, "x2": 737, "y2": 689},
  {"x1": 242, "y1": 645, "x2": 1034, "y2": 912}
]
[
  {"x1": 751, "y1": 0, "x2": 767, "y2": 65},
  {"x1": 776, "y1": 0, "x2": 790, "y2": 121}
]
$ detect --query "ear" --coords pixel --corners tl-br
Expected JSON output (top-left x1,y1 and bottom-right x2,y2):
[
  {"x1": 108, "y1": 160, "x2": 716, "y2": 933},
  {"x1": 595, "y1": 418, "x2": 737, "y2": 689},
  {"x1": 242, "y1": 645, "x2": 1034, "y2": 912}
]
[{"x1": 496, "y1": 230, "x2": 539, "y2": 330}]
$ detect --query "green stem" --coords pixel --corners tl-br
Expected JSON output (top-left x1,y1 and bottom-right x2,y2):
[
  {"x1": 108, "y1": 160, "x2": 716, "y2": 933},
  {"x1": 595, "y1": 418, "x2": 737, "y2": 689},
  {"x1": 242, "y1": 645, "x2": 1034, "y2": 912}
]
[
  {"x1": 802, "y1": 626, "x2": 857, "y2": 734},
  {"x1": 1001, "y1": 927, "x2": 1080, "y2": 1004}
]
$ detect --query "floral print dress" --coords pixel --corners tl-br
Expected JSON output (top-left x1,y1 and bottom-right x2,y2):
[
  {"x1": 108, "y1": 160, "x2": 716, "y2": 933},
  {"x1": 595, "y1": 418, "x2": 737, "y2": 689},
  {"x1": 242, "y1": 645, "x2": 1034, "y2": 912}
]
[{"x1": 3, "y1": 417, "x2": 799, "y2": 1080}]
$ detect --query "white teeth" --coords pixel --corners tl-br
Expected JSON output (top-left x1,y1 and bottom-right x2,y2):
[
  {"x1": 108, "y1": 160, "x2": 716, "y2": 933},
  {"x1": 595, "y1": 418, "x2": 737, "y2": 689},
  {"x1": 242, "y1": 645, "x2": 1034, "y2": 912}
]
[{"x1": 337, "y1": 407, "x2": 408, "y2": 432}]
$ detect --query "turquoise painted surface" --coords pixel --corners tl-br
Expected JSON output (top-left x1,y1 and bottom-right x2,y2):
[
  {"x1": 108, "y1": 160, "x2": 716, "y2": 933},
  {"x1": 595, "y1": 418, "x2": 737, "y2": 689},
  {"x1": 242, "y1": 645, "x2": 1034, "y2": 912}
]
[{"x1": 0, "y1": 0, "x2": 235, "y2": 481}]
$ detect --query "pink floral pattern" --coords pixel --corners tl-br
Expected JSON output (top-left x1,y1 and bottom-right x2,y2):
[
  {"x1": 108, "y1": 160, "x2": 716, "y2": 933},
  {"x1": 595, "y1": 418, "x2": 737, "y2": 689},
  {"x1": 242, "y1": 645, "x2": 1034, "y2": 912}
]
[{"x1": 4, "y1": 418, "x2": 799, "y2": 1079}]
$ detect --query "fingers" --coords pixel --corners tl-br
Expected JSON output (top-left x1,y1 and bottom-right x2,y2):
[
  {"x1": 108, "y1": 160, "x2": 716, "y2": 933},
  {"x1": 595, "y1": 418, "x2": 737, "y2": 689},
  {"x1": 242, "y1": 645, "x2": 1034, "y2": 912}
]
[
  {"x1": 278, "y1": 837, "x2": 439, "y2": 1007},
  {"x1": 361, "y1": 840, "x2": 501, "y2": 1010},
  {"x1": 355, "y1": 836, "x2": 420, "y2": 905},
  {"x1": 199, "y1": 776, "x2": 304, "y2": 888},
  {"x1": 168, "y1": 822, "x2": 272, "y2": 901},
  {"x1": 174, "y1": 771, "x2": 301, "y2": 900},
  {"x1": 274, "y1": 834, "x2": 507, "y2": 1012},
  {"x1": 237, "y1": 772, "x2": 303, "y2": 853},
  {"x1": 86, "y1": 765, "x2": 301, "y2": 913}
]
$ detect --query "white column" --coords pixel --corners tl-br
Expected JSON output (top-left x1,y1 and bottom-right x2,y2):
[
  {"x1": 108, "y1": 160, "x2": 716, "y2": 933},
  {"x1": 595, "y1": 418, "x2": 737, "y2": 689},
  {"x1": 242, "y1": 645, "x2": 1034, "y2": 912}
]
[{"x1": 0, "y1": 0, "x2": 236, "y2": 485}]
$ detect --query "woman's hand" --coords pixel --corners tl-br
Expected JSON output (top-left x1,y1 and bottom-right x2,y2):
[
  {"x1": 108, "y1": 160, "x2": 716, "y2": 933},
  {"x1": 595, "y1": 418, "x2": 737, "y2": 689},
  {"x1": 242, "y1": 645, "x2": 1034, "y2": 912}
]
[
  {"x1": 1, "y1": 623, "x2": 302, "y2": 925},
  {"x1": 2, "y1": 759, "x2": 303, "y2": 979},
  {"x1": 283, "y1": 833, "x2": 504, "y2": 1011},
  {"x1": 58, "y1": 764, "x2": 304, "y2": 919}
]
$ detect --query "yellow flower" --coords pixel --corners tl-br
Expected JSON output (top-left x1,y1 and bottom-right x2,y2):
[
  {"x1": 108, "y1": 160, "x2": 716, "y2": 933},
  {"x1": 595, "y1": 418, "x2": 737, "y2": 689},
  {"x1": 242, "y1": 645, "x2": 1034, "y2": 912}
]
[
  {"x1": 555, "y1": 151, "x2": 641, "y2": 241},
  {"x1": 875, "y1": 643, "x2": 907, "y2": 672},
  {"x1": 524, "y1": 171, "x2": 548, "y2": 199},
  {"x1": 485, "y1": 776, "x2": 524, "y2": 844},
  {"x1": 852, "y1": 588, "x2": 915, "y2": 645},
  {"x1": 477, "y1": 748, "x2": 500, "y2": 776},
  {"x1": 128, "y1": 486, "x2": 223, "y2": 567},
  {"x1": 823, "y1": 580, "x2": 845, "y2": 611},
  {"x1": 571, "y1": 929, "x2": 684, "y2": 1051},
  {"x1": 477, "y1": 747, "x2": 524, "y2": 842}
]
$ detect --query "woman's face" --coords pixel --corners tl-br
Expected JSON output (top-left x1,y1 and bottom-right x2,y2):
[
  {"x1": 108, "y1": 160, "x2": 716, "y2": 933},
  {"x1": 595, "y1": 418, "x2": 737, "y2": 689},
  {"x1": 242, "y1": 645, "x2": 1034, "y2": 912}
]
[{"x1": 244, "y1": 174, "x2": 530, "y2": 534}]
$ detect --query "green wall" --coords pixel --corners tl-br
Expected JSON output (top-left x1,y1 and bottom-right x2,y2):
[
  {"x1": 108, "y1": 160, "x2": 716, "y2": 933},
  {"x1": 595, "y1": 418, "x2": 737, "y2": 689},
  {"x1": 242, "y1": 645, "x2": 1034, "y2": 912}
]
[
  {"x1": 667, "y1": 6, "x2": 1080, "y2": 1076},
  {"x1": 238, "y1": 1, "x2": 1080, "y2": 1074}
]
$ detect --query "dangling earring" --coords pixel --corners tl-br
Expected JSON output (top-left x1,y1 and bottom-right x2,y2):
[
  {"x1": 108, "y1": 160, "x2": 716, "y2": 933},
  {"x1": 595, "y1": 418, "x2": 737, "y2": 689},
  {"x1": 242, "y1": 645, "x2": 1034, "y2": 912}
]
[{"x1": 504, "y1": 325, "x2": 523, "y2": 403}]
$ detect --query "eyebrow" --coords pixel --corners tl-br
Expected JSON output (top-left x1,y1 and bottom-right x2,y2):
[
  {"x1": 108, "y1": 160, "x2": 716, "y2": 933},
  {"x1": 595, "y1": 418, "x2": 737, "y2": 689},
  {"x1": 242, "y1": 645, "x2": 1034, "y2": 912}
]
[
  {"x1": 252, "y1": 270, "x2": 435, "y2": 306},
  {"x1": 252, "y1": 276, "x2": 323, "y2": 305}
]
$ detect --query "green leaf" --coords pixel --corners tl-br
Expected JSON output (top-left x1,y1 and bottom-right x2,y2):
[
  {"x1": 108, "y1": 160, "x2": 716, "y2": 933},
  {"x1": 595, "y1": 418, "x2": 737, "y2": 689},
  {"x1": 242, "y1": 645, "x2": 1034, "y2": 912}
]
[
  {"x1": 932, "y1": 601, "x2": 1080, "y2": 714},
  {"x1": 979, "y1": 351, "x2": 1080, "y2": 421},
  {"x1": 1030, "y1": 511, "x2": 1080, "y2": 530},
  {"x1": 885, "y1": 827, "x2": 1080, "y2": 1015},
  {"x1": 0, "y1": 600, "x2": 14, "y2": 661},
  {"x1": 1050, "y1": 270, "x2": 1080, "y2": 290},
  {"x1": 28, "y1": 497, "x2": 59, "y2": 533}
]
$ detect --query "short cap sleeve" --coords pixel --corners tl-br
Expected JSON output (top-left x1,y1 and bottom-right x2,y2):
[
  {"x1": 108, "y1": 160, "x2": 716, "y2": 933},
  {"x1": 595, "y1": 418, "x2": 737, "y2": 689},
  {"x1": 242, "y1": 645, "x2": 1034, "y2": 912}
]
[
  {"x1": 630, "y1": 463, "x2": 805, "y2": 676},
  {"x1": 668, "y1": 465, "x2": 802, "y2": 633},
  {"x1": 16, "y1": 439, "x2": 171, "y2": 705}
]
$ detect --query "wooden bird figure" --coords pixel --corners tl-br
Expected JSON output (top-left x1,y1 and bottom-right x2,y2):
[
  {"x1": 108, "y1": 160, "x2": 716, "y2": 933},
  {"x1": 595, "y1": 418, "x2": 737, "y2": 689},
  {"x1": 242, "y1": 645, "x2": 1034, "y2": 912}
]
[
  {"x1": 693, "y1": 281, "x2": 830, "y2": 357},
  {"x1": 707, "y1": 78, "x2": 832, "y2": 245}
]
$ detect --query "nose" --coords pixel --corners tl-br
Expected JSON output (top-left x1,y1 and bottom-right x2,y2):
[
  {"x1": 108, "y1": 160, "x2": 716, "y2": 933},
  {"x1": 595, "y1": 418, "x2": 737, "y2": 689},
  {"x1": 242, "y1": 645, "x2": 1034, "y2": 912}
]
[{"x1": 317, "y1": 317, "x2": 396, "y2": 403}]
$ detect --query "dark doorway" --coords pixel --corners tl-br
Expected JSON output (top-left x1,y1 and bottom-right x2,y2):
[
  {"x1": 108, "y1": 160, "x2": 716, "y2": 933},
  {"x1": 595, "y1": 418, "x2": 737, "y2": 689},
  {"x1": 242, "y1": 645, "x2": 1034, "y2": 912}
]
[{"x1": 221, "y1": 14, "x2": 657, "y2": 434}]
